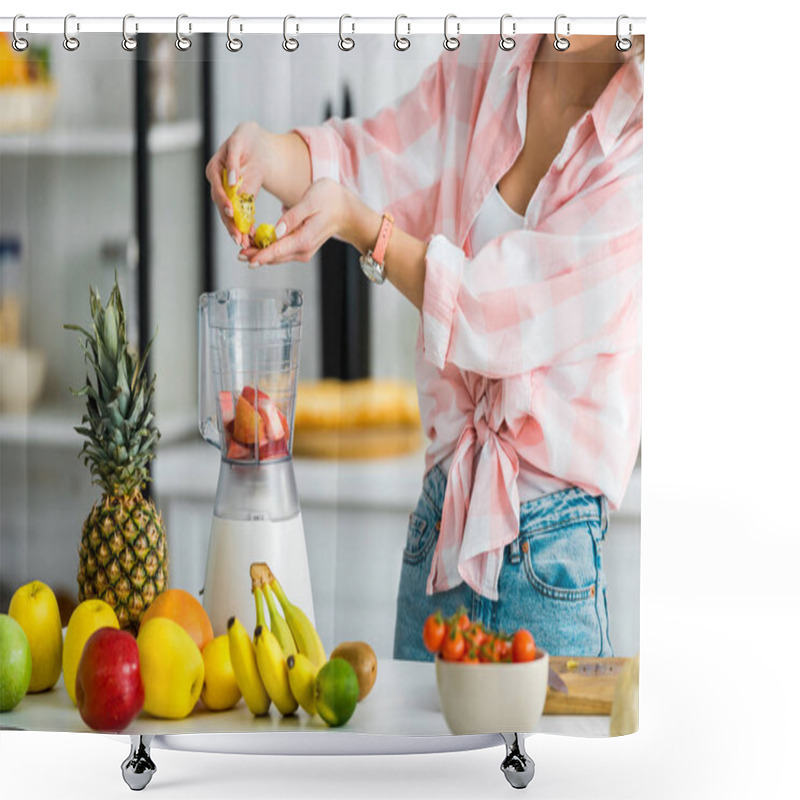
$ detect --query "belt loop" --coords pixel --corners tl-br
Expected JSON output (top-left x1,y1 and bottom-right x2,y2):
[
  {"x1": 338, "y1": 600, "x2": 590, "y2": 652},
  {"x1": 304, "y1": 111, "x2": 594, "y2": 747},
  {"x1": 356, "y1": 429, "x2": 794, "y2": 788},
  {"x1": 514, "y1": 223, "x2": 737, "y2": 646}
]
[
  {"x1": 508, "y1": 538, "x2": 521, "y2": 565},
  {"x1": 600, "y1": 496, "x2": 609, "y2": 538}
]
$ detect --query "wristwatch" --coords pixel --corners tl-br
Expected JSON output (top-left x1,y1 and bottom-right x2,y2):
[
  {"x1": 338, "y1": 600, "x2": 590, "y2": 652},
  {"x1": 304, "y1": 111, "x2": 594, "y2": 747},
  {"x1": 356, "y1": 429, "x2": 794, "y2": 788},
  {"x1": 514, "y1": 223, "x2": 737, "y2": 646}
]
[{"x1": 359, "y1": 212, "x2": 394, "y2": 285}]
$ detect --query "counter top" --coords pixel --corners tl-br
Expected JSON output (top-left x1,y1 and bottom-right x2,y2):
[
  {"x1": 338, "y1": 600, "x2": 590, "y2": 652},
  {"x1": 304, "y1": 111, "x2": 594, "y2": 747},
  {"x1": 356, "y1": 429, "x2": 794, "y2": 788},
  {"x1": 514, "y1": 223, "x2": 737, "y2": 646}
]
[
  {"x1": 153, "y1": 440, "x2": 428, "y2": 511},
  {"x1": 1, "y1": 659, "x2": 610, "y2": 749},
  {"x1": 153, "y1": 440, "x2": 641, "y2": 516}
]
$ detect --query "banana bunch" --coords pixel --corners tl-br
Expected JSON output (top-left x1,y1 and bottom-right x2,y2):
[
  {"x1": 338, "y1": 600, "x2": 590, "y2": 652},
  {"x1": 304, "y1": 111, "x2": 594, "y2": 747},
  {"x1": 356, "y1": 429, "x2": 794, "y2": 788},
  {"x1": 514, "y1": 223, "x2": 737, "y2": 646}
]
[
  {"x1": 227, "y1": 563, "x2": 327, "y2": 718},
  {"x1": 227, "y1": 616, "x2": 270, "y2": 716}
]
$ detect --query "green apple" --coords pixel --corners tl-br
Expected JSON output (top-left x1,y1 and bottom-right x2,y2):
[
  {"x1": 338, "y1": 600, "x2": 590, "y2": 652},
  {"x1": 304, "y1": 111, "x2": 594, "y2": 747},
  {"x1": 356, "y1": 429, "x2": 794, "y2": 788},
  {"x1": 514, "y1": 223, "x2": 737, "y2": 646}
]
[{"x1": 0, "y1": 613, "x2": 32, "y2": 711}]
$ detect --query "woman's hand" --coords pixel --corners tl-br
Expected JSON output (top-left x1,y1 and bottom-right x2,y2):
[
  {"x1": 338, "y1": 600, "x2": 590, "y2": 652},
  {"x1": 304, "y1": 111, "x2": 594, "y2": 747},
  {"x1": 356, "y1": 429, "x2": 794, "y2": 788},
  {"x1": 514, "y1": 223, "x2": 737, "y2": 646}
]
[
  {"x1": 206, "y1": 121, "x2": 271, "y2": 247},
  {"x1": 240, "y1": 178, "x2": 378, "y2": 267}
]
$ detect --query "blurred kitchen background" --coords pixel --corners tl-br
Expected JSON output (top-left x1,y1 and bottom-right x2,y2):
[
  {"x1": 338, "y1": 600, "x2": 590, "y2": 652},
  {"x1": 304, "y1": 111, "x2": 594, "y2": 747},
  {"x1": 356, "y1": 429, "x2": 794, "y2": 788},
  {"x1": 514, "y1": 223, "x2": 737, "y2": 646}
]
[{"x1": 0, "y1": 34, "x2": 640, "y2": 658}]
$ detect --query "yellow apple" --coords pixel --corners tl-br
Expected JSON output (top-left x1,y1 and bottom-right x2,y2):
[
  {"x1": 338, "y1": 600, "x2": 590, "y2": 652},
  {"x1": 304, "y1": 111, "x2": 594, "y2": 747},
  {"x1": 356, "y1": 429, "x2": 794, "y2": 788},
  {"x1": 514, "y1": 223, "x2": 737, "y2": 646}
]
[
  {"x1": 137, "y1": 617, "x2": 204, "y2": 719},
  {"x1": 9, "y1": 580, "x2": 63, "y2": 693},
  {"x1": 63, "y1": 599, "x2": 119, "y2": 705},
  {"x1": 201, "y1": 634, "x2": 241, "y2": 711}
]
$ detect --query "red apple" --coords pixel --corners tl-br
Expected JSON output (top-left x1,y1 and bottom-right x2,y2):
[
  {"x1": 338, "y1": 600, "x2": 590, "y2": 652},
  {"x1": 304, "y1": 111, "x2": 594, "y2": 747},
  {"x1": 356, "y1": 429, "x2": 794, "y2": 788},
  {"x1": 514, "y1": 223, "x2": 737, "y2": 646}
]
[{"x1": 75, "y1": 627, "x2": 144, "y2": 731}]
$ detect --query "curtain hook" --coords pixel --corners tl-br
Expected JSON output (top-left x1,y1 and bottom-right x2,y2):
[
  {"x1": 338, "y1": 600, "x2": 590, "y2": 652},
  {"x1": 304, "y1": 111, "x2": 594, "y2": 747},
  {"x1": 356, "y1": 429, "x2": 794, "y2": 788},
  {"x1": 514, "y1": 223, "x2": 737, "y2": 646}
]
[
  {"x1": 394, "y1": 14, "x2": 410, "y2": 51},
  {"x1": 175, "y1": 14, "x2": 192, "y2": 51},
  {"x1": 12, "y1": 15, "x2": 29, "y2": 52},
  {"x1": 122, "y1": 14, "x2": 138, "y2": 52},
  {"x1": 616, "y1": 15, "x2": 632, "y2": 52},
  {"x1": 227, "y1": 15, "x2": 243, "y2": 52},
  {"x1": 283, "y1": 15, "x2": 299, "y2": 52},
  {"x1": 63, "y1": 13, "x2": 80, "y2": 51},
  {"x1": 553, "y1": 14, "x2": 570, "y2": 51},
  {"x1": 499, "y1": 14, "x2": 516, "y2": 51},
  {"x1": 443, "y1": 14, "x2": 460, "y2": 51},
  {"x1": 338, "y1": 14, "x2": 355, "y2": 51}
]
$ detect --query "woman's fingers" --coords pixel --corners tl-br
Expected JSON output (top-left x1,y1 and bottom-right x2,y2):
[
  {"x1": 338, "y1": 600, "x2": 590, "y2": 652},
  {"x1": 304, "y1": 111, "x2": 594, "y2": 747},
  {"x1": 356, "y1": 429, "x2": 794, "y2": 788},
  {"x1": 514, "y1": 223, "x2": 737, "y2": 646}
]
[
  {"x1": 245, "y1": 218, "x2": 322, "y2": 267},
  {"x1": 206, "y1": 150, "x2": 240, "y2": 243}
]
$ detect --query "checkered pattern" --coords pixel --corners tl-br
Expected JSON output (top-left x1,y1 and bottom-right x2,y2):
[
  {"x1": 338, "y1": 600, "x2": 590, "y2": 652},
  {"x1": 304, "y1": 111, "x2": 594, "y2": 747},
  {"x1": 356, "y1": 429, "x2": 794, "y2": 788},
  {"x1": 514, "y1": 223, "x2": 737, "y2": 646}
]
[{"x1": 295, "y1": 35, "x2": 643, "y2": 601}]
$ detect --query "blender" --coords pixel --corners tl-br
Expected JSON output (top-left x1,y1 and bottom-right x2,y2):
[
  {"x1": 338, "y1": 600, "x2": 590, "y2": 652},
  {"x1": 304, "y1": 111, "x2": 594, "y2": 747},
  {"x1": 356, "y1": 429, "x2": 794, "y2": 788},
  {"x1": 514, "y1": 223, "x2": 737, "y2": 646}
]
[{"x1": 198, "y1": 288, "x2": 314, "y2": 636}]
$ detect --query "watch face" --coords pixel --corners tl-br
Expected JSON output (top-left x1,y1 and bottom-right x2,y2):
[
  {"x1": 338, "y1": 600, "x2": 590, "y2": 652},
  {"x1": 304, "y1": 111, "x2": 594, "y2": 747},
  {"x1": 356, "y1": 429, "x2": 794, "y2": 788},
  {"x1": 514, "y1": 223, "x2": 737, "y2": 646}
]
[{"x1": 360, "y1": 253, "x2": 385, "y2": 284}]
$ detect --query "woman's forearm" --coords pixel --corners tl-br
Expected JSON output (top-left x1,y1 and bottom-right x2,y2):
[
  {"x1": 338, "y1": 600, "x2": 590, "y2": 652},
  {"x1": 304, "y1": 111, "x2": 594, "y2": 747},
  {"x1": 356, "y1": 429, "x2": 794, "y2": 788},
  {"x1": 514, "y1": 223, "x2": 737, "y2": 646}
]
[
  {"x1": 344, "y1": 197, "x2": 428, "y2": 311},
  {"x1": 262, "y1": 131, "x2": 313, "y2": 208}
]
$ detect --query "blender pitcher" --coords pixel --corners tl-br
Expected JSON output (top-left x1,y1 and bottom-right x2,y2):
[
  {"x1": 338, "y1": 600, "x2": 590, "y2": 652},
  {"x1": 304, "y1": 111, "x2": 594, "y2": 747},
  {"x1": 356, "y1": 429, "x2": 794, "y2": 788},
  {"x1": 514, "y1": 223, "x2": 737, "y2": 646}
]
[{"x1": 198, "y1": 288, "x2": 314, "y2": 635}]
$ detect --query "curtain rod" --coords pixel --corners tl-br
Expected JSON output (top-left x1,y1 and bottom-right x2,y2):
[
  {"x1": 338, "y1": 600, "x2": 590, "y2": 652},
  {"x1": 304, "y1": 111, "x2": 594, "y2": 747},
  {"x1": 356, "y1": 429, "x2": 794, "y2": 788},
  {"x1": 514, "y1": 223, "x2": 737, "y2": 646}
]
[{"x1": 0, "y1": 16, "x2": 646, "y2": 37}]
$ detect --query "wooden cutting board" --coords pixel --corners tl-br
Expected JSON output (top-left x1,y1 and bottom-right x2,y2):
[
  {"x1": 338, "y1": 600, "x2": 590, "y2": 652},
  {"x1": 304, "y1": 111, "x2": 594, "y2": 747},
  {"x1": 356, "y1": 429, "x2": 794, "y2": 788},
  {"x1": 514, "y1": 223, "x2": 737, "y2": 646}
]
[{"x1": 543, "y1": 656, "x2": 629, "y2": 716}]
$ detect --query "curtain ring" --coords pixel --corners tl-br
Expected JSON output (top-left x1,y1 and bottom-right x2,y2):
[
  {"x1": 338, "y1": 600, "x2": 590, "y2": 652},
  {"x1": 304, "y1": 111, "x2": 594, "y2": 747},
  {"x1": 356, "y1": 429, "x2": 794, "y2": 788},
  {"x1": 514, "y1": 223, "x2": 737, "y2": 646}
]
[
  {"x1": 175, "y1": 14, "x2": 192, "y2": 51},
  {"x1": 63, "y1": 13, "x2": 80, "y2": 51},
  {"x1": 283, "y1": 15, "x2": 299, "y2": 52},
  {"x1": 122, "y1": 14, "x2": 138, "y2": 51},
  {"x1": 338, "y1": 14, "x2": 355, "y2": 51},
  {"x1": 443, "y1": 14, "x2": 460, "y2": 51},
  {"x1": 553, "y1": 14, "x2": 570, "y2": 51},
  {"x1": 616, "y1": 15, "x2": 632, "y2": 52},
  {"x1": 394, "y1": 15, "x2": 410, "y2": 51},
  {"x1": 12, "y1": 15, "x2": 29, "y2": 52},
  {"x1": 226, "y1": 15, "x2": 243, "y2": 52},
  {"x1": 499, "y1": 14, "x2": 516, "y2": 51}
]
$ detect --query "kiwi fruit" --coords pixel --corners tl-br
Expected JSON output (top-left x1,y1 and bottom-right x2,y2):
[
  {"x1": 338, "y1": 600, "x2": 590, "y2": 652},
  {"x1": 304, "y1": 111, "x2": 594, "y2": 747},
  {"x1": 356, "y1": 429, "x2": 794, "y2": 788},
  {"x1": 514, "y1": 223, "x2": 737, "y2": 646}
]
[{"x1": 329, "y1": 641, "x2": 377, "y2": 702}]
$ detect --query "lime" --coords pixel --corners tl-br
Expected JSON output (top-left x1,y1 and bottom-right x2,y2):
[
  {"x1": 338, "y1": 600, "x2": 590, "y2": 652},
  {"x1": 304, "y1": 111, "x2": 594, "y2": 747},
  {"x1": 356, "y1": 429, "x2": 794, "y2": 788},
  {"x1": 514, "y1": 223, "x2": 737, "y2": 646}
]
[{"x1": 315, "y1": 658, "x2": 359, "y2": 727}]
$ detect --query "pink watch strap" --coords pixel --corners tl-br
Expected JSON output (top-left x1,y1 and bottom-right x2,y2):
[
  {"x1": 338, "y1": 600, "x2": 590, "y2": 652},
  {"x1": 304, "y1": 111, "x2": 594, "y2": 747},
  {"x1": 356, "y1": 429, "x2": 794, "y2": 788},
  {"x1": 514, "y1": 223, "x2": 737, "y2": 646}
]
[{"x1": 372, "y1": 212, "x2": 395, "y2": 266}]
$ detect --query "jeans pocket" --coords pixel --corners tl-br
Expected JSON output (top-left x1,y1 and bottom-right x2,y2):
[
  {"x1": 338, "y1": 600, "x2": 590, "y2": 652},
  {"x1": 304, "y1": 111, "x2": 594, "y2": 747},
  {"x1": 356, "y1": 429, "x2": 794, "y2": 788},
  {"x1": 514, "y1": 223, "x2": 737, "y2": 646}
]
[
  {"x1": 522, "y1": 521, "x2": 598, "y2": 602},
  {"x1": 402, "y1": 512, "x2": 436, "y2": 565}
]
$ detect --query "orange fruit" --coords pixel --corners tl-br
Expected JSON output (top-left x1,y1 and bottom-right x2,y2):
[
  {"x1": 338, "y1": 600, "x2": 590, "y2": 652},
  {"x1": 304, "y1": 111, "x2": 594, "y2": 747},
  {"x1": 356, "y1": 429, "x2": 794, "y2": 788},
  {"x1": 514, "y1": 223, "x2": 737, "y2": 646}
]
[{"x1": 139, "y1": 589, "x2": 214, "y2": 653}]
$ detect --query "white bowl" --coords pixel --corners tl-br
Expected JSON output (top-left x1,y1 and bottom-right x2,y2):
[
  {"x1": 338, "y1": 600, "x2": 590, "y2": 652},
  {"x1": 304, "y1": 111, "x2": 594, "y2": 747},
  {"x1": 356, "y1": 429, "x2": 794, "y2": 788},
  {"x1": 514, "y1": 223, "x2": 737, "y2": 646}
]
[
  {"x1": 435, "y1": 651, "x2": 549, "y2": 735},
  {"x1": 0, "y1": 346, "x2": 47, "y2": 413}
]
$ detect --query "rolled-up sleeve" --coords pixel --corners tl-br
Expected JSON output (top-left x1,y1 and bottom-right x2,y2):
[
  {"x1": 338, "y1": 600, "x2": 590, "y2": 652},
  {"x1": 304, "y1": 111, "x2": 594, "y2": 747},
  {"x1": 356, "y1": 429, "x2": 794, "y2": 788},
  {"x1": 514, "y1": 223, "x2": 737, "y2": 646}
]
[{"x1": 422, "y1": 158, "x2": 643, "y2": 378}]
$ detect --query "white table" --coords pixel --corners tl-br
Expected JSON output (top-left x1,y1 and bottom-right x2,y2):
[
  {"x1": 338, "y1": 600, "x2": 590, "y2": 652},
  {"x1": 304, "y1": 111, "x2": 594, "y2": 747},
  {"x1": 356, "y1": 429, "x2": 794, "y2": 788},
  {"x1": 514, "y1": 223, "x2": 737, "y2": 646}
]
[{"x1": 2, "y1": 659, "x2": 608, "y2": 789}]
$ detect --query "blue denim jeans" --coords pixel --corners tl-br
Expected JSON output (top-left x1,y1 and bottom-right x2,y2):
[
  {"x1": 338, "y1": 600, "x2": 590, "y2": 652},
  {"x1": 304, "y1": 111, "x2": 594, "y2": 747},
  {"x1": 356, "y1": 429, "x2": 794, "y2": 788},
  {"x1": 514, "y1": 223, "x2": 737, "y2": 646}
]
[{"x1": 393, "y1": 464, "x2": 614, "y2": 661}]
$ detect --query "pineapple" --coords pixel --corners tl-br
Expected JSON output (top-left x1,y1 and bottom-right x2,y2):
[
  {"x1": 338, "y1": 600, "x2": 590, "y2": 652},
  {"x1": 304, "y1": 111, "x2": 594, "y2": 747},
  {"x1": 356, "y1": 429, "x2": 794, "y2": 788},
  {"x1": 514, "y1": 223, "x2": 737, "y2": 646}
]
[{"x1": 66, "y1": 279, "x2": 168, "y2": 632}]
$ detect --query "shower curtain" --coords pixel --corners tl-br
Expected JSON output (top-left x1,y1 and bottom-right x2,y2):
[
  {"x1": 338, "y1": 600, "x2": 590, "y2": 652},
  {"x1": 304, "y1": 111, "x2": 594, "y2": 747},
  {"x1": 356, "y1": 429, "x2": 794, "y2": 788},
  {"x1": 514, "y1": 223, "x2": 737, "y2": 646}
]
[{"x1": 0, "y1": 17, "x2": 643, "y2": 753}]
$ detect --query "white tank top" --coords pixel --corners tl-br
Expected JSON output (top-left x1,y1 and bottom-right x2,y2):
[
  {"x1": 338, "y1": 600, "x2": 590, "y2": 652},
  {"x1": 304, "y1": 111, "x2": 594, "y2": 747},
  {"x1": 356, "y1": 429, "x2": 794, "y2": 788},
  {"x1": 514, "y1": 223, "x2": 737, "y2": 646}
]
[
  {"x1": 440, "y1": 185, "x2": 569, "y2": 504},
  {"x1": 469, "y1": 184, "x2": 525, "y2": 253}
]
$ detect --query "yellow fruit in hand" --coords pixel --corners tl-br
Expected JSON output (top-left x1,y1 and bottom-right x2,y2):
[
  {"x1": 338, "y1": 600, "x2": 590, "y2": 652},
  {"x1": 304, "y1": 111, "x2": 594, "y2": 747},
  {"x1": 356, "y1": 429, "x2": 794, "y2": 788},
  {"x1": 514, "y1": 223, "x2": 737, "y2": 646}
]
[
  {"x1": 254, "y1": 223, "x2": 276, "y2": 249},
  {"x1": 201, "y1": 635, "x2": 241, "y2": 711},
  {"x1": 137, "y1": 617, "x2": 204, "y2": 719},
  {"x1": 63, "y1": 599, "x2": 119, "y2": 706},
  {"x1": 222, "y1": 168, "x2": 255, "y2": 236},
  {"x1": 9, "y1": 580, "x2": 63, "y2": 693}
]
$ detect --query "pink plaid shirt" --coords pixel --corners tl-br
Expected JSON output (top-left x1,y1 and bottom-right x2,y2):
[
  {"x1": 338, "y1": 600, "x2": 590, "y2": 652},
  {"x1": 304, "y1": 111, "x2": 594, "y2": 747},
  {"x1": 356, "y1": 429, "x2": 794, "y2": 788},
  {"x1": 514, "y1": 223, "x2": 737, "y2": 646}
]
[{"x1": 296, "y1": 35, "x2": 643, "y2": 601}]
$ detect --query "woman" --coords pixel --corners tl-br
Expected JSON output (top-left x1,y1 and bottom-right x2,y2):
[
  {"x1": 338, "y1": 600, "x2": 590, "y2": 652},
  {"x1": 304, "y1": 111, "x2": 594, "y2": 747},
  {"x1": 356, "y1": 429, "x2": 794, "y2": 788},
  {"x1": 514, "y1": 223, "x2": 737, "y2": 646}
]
[{"x1": 206, "y1": 33, "x2": 643, "y2": 660}]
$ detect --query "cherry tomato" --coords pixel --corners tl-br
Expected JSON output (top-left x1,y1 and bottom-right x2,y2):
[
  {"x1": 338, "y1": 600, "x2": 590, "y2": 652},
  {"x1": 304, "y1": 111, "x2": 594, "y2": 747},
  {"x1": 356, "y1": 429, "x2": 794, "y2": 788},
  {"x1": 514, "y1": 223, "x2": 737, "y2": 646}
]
[
  {"x1": 457, "y1": 611, "x2": 471, "y2": 632},
  {"x1": 512, "y1": 629, "x2": 537, "y2": 663},
  {"x1": 422, "y1": 611, "x2": 447, "y2": 654},
  {"x1": 466, "y1": 623, "x2": 488, "y2": 649},
  {"x1": 497, "y1": 637, "x2": 513, "y2": 662},
  {"x1": 478, "y1": 641, "x2": 495, "y2": 663},
  {"x1": 441, "y1": 627, "x2": 467, "y2": 662},
  {"x1": 489, "y1": 636, "x2": 506, "y2": 662},
  {"x1": 462, "y1": 648, "x2": 480, "y2": 664}
]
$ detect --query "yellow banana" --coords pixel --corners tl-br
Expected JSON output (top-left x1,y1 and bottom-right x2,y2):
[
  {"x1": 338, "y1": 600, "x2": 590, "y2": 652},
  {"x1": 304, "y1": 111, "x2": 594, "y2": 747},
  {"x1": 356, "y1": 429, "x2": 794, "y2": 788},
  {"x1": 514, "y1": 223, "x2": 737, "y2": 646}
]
[
  {"x1": 227, "y1": 616, "x2": 270, "y2": 716},
  {"x1": 286, "y1": 652, "x2": 318, "y2": 716},
  {"x1": 254, "y1": 625, "x2": 298, "y2": 717},
  {"x1": 269, "y1": 575, "x2": 326, "y2": 670},
  {"x1": 222, "y1": 168, "x2": 255, "y2": 236},
  {"x1": 261, "y1": 585, "x2": 297, "y2": 657}
]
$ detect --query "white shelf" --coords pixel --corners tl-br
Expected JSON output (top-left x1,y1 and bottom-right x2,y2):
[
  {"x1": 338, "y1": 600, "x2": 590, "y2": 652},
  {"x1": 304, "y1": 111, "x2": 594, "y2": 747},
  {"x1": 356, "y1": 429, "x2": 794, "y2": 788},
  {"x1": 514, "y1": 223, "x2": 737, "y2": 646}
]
[
  {"x1": 0, "y1": 119, "x2": 202, "y2": 157},
  {"x1": 0, "y1": 406, "x2": 198, "y2": 446}
]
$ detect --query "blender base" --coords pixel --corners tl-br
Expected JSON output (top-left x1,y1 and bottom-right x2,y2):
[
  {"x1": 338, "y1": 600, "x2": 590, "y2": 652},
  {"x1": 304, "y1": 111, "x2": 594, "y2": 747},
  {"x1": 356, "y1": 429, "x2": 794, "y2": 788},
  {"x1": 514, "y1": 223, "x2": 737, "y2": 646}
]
[{"x1": 202, "y1": 512, "x2": 315, "y2": 637}]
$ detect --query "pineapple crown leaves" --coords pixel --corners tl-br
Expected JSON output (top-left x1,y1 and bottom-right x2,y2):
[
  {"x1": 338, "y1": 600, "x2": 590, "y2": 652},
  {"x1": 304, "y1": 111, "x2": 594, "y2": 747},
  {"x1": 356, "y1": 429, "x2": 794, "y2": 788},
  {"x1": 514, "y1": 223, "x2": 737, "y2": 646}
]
[{"x1": 64, "y1": 278, "x2": 160, "y2": 496}]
